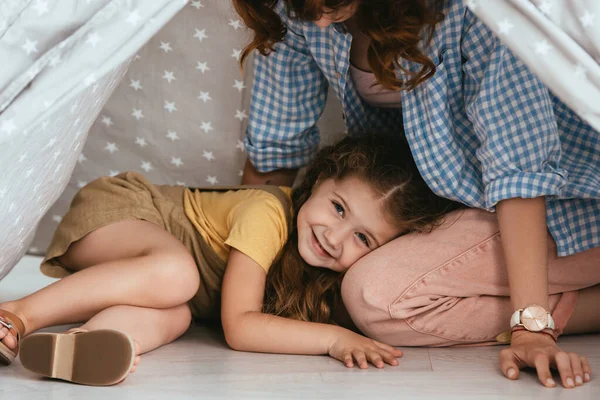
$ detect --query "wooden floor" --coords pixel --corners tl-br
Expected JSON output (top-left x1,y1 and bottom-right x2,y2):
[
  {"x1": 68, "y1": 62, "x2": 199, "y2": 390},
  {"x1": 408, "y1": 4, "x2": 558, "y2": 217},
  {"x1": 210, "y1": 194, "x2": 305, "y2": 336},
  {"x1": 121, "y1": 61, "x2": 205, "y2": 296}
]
[{"x1": 1, "y1": 256, "x2": 598, "y2": 399}]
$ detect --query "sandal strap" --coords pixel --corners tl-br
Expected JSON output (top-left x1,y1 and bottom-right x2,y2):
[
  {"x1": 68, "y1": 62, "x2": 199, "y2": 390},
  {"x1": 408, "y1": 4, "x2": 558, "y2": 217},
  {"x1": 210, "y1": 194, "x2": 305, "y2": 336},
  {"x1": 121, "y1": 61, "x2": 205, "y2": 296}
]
[{"x1": 0, "y1": 310, "x2": 25, "y2": 341}]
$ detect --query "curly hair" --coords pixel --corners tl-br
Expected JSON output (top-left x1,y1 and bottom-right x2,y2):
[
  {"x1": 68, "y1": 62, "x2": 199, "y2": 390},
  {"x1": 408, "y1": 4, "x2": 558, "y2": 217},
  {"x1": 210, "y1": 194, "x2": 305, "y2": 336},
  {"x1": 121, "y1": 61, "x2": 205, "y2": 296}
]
[
  {"x1": 233, "y1": 0, "x2": 445, "y2": 90},
  {"x1": 262, "y1": 134, "x2": 464, "y2": 324}
]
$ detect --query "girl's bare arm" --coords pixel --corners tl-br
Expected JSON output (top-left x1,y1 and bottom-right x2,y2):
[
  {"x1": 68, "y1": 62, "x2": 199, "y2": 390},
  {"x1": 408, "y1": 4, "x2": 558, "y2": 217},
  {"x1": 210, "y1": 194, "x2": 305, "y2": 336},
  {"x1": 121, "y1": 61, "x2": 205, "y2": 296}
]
[{"x1": 220, "y1": 249, "x2": 401, "y2": 367}]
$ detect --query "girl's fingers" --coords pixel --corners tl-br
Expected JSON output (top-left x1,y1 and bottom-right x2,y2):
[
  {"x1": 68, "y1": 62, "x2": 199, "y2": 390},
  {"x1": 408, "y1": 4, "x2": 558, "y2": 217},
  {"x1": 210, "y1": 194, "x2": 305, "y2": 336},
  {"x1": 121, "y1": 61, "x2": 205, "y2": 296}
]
[
  {"x1": 381, "y1": 350, "x2": 400, "y2": 366},
  {"x1": 498, "y1": 348, "x2": 520, "y2": 380},
  {"x1": 533, "y1": 353, "x2": 556, "y2": 388},
  {"x1": 368, "y1": 353, "x2": 385, "y2": 369},
  {"x1": 568, "y1": 353, "x2": 585, "y2": 386},
  {"x1": 343, "y1": 352, "x2": 354, "y2": 368},
  {"x1": 353, "y1": 351, "x2": 368, "y2": 369},
  {"x1": 581, "y1": 356, "x2": 592, "y2": 382},
  {"x1": 554, "y1": 352, "x2": 575, "y2": 388},
  {"x1": 373, "y1": 340, "x2": 403, "y2": 357}
]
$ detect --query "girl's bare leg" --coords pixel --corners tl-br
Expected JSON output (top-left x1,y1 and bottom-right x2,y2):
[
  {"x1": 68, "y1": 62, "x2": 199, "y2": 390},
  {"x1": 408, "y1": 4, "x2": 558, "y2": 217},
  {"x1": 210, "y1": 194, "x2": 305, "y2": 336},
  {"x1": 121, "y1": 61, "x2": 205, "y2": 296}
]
[
  {"x1": 80, "y1": 303, "x2": 193, "y2": 355},
  {"x1": 0, "y1": 220, "x2": 200, "y2": 349},
  {"x1": 562, "y1": 284, "x2": 600, "y2": 335}
]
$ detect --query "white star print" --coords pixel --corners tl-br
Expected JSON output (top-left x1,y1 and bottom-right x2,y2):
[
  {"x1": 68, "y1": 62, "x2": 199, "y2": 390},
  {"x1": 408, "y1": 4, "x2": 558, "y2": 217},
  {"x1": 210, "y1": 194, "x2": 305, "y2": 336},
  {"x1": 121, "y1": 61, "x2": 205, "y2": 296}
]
[
  {"x1": 235, "y1": 110, "x2": 248, "y2": 121},
  {"x1": 202, "y1": 151, "x2": 215, "y2": 161},
  {"x1": 159, "y1": 41, "x2": 173, "y2": 53},
  {"x1": 175, "y1": 181, "x2": 185, "y2": 186},
  {"x1": 49, "y1": 54, "x2": 61, "y2": 67},
  {"x1": 101, "y1": 116, "x2": 113, "y2": 126},
  {"x1": 84, "y1": 74, "x2": 96, "y2": 86},
  {"x1": 22, "y1": 38, "x2": 39, "y2": 55},
  {"x1": 52, "y1": 150, "x2": 61, "y2": 160},
  {"x1": 200, "y1": 121, "x2": 213, "y2": 133},
  {"x1": 52, "y1": 215, "x2": 62, "y2": 223},
  {"x1": 198, "y1": 91, "x2": 212, "y2": 103},
  {"x1": 135, "y1": 137, "x2": 148, "y2": 147},
  {"x1": 236, "y1": 140, "x2": 245, "y2": 151},
  {"x1": 196, "y1": 61, "x2": 210, "y2": 73},
  {"x1": 534, "y1": 40, "x2": 552, "y2": 56},
  {"x1": 164, "y1": 101, "x2": 177, "y2": 113},
  {"x1": 105, "y1": 142, "x2": 119, "y2": 153},
  {"x1": 18, "y1": 153, "x2": 28, "y2": 163},
  {"x1": 194, "y1": 28, "x2": 208, "y2": 42},
  {"x1": 580, "y1": 11, "x2": 596, "y2": 28},
  {"x1": 166, "y1": 130, "x2": 180, "y2": 141},
  {"x1": 465, "y1": 0, "x2": 477, "y2": 11},
  {"x1": 229, "y1": 19, "x2": 242, "y2": 30},
  {"x1": 86, "y1": 32, "x2": 102, "y2": 47},
  {"x1": 45, "y1": 138, "x2": 57, "y2": 148},
  {"x1": 162, "y1": 70, "x2": 176, "y2": 83},
  {"x1": 497, "y1": 18, "x2": 514, "y2": 36},
  {"x1": 109, "y1": 170, "x2": 120, "y2": 177},
  {"x1": 33, "y1": 0, "x2": 49, "y2": 16},
  {"x1": 191, "y1": 0, "x2": 203, "y2": 9},
  {"x1": 233, "y1": 80, "x2": 247, "y2": 92},
  {"x1": 24, "y1": 169, "x2": 34, "y2": 178},
  {"x1": 126, "y1": 10, "x2": 142, "y2": 26},
  {"x1": 141, "y1": 161, "x2": 154, "y2": 172},
  {"x1": 129, "y1": 79, "x2": 143, "y2": 91},
  {"x1": 574, "y1": 64, "x2": 587, "y2": 80},
  {"x1": 231, "y1": 49, "x2": 242, "y2": 60},
  {"x1": 171, "y1": 157, "x2": 184, "y2": 167},
  {"x1": 131, "y1": 108, "x2": 144, "y2": 120},
  {"x1": 77, "y1": 181, "x2": 87, "y2": 188},
  {"x1": 538, "y1": 0, "x2": 552, "y2": 16},
  {"x1": 1, "y1": 119, "x2": 17, "y2": 134},
  {"x1": 134, "y1": 54, "x2": 141, "y2": 61},
  {"x1": 206, "y1": 176, "x2": 218, "y2": 185},
  {"x1": 78, "y1": 153, "x2": 87, "y2": 163}
]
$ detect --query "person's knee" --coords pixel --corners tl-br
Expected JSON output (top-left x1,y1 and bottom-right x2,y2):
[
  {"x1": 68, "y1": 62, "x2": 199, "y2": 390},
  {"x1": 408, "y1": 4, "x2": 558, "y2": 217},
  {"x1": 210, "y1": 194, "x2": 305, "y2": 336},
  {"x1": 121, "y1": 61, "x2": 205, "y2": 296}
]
[
  {"x1": 341, "y1": 257, "x2": 389, "y2": 335},
  {"x1": 147, "y1": 251, "x2": 200, "y2": 305}
]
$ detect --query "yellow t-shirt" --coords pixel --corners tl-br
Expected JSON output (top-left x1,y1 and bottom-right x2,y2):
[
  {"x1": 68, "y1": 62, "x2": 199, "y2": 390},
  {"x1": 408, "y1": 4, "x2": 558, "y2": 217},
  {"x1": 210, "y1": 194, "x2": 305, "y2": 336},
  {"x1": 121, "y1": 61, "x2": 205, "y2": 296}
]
[{"x1": 183, "y1": 187, "x2": 293, "y2": 273}]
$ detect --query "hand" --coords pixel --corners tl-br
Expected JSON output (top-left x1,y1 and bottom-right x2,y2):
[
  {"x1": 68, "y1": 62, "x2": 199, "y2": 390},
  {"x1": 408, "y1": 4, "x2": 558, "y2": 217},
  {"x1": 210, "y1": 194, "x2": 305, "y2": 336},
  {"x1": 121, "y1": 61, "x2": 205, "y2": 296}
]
[
  {"x1": 499, "y1": 330, "x2": 592, "y2": 388},
  {"x1": 328, "y1": 329, "x2": 403, "y2": 369}
]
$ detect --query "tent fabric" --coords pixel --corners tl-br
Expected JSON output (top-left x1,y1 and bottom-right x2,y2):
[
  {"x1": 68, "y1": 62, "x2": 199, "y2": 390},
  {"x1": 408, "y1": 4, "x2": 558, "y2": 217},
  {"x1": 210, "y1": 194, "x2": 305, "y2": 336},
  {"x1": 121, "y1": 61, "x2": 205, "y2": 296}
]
[{"x1": 0, "y1": 0, "x2": 187, "y2": 280}]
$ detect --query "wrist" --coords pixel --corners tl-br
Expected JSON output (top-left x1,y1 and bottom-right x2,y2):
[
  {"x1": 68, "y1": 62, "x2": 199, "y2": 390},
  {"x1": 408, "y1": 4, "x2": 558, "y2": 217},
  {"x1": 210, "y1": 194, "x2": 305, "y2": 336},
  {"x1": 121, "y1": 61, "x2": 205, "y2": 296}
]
[{"x1": 510, "y1": 326, "x2": 558, "y2": 343}]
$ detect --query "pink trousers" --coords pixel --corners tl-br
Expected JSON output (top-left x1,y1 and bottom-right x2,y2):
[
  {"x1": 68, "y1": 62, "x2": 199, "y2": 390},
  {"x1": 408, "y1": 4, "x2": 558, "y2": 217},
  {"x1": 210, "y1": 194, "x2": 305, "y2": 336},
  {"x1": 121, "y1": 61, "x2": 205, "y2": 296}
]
[{"x1": 341, "y1": 209, "x2": 600, "y2": 347}]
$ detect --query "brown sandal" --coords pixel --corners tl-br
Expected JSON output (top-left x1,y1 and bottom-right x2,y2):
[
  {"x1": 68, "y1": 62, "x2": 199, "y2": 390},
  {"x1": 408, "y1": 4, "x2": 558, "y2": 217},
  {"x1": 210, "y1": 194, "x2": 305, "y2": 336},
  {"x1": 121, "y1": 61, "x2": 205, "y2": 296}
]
[
  {"x1": 0, "y1": 310, "x2": 25, "y2": 365},
  {"x1": 20, "y1": 329, "x2": 136, "y2": 386}
]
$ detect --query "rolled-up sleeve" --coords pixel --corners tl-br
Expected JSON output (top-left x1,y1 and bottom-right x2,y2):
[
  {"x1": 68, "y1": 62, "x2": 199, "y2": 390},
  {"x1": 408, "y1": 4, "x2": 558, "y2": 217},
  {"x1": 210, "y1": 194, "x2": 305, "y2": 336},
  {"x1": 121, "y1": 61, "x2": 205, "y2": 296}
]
[
  {"x1": 460, "y1": 10, "x2": 568, "y2": 208},
  {"x1": 244, "y1": 8, "x2": 329, "y2": 172}
]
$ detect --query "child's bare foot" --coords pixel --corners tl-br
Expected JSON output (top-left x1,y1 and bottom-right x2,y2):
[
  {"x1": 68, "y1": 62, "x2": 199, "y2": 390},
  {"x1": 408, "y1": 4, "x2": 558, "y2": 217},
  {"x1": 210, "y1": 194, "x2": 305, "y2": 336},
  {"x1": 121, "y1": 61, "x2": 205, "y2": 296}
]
[
  {"x1": 0, "y1": 308, "x2": 27, "y2": 365},
  {"x1": 0, "y1": 325, "x2": 18, "y2": 351}
]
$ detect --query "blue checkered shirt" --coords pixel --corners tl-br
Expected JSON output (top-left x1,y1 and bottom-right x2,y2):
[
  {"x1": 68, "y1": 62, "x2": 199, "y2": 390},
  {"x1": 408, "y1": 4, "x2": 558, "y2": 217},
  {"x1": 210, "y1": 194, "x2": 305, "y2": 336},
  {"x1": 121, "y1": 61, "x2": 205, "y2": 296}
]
[{"x1": 244, "y1": 0, "x2": 600, "y2": 256}]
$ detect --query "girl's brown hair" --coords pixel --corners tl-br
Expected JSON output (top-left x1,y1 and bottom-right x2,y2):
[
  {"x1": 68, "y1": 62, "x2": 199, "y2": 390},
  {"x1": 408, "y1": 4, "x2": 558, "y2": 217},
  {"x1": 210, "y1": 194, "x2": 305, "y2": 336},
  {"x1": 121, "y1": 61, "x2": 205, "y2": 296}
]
[
  {"x1": 233, "y1": 0, "x2": 445, "y2": 91},
  {"x1": 262, "y1": 134, "x2": 464, "y2": 324}
]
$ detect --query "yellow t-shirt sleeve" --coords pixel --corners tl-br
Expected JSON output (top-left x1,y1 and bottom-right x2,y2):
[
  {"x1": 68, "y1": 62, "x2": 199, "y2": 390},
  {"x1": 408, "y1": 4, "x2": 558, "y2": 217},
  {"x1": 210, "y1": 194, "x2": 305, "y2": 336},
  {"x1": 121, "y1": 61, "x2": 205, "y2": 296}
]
[{"x1": 224, "y1": 194, "x2": 289, "y2": 273}]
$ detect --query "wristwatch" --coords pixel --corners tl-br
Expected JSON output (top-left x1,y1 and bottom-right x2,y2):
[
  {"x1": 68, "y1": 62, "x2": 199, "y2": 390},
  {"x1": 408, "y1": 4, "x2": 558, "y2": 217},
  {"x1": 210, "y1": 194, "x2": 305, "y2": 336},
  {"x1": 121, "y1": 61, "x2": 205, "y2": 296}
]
[{"x1": 510, "y1": 304, "x2": 555, "y2": 332}]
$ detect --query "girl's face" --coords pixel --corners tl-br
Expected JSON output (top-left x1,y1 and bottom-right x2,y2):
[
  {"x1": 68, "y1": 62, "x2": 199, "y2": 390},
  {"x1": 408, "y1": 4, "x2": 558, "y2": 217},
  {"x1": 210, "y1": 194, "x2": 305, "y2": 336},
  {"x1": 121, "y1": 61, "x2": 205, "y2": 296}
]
[
  {"x1": 296, "y1": 176, "x2": 401, "y2": 272},
  {"x1": 313, "y1": 3, "x2": 359, "y2": 28}
]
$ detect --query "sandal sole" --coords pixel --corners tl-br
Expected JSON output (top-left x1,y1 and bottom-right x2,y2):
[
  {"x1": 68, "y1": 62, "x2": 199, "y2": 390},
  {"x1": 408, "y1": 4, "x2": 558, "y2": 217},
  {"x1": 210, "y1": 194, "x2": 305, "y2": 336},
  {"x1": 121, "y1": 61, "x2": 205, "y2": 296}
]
[{"x1": 20, "y1": 329, "x2": 135, "y2": 386}]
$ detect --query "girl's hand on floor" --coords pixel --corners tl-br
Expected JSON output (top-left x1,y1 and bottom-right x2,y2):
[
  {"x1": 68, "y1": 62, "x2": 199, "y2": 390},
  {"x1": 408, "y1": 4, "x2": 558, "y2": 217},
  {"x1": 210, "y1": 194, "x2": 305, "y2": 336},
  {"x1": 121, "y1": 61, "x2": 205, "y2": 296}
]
[
  {"x1": 499, "y1": 330, "x2": 592, "y2": 388},
  {"x1": 327, "y1": 329, "x2": 403, "y2": 369}
]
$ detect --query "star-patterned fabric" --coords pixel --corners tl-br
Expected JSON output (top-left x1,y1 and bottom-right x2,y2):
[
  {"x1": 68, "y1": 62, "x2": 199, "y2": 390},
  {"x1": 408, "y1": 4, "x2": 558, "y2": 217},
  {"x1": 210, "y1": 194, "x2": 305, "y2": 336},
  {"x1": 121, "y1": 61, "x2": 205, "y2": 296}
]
[
  {"x1": 0, "y1": 0, "x2": 187, "y2": 279},
  {"x1": 466, "y1": 0, "x2": 600, "y2": 131},
  {"x1": 24, "y1": 1, "x2": 345, "y2": 259}
]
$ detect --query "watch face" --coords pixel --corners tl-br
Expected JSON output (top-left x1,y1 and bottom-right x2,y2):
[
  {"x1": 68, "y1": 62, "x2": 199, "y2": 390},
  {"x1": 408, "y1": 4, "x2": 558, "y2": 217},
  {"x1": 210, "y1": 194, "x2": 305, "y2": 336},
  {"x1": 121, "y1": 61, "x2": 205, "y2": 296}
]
[{"x1": 521, "y1": 305, "x2": 549, "y2": 332}]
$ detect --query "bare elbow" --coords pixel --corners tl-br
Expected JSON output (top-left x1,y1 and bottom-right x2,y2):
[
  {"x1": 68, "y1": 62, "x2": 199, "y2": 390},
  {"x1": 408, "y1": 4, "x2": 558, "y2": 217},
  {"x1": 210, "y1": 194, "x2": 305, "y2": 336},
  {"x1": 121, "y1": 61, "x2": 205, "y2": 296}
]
[{"x1": 222, "y1": 319, "x2": 248, "y2": 351}]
